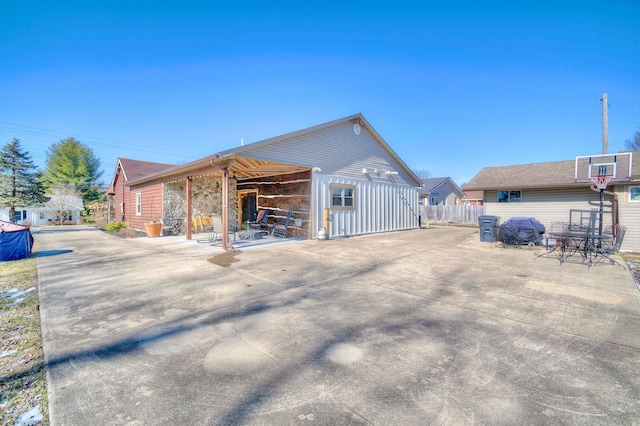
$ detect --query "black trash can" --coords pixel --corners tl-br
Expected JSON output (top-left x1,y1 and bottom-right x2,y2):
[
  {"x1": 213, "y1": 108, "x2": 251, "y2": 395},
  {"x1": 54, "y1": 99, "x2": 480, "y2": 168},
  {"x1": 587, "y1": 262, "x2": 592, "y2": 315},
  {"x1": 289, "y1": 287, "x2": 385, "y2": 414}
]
[{"x1": 478, "y1": 215, "x2": 499, "y2": 242}]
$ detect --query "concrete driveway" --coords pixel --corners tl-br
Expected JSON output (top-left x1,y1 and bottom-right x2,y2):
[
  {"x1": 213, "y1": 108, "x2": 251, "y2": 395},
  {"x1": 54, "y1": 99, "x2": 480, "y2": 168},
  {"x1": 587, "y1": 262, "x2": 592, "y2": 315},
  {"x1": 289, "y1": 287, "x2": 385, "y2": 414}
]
[{"x1": 36, "y1": 226, "x2": 640, "y2": 425}]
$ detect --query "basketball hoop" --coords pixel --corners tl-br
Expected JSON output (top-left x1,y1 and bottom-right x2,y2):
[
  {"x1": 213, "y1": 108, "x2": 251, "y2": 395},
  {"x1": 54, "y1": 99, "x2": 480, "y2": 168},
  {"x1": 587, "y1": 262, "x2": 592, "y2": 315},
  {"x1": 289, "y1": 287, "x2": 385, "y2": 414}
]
[{"x1": 590, "y1": 175, "x2": 612, "y2": 190}]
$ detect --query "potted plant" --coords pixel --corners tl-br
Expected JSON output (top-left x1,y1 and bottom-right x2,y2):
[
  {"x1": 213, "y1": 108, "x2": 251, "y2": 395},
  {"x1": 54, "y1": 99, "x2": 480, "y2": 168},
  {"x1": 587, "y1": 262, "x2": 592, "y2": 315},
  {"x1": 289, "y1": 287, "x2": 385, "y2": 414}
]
[{"x1": 144, "y1": 196, "x2": 163, "y2": 237}]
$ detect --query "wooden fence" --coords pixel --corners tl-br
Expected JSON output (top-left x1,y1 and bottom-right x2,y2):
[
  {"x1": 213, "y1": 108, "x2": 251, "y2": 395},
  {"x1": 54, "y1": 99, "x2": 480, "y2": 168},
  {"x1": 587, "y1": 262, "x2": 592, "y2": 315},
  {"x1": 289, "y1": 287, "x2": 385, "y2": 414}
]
[{"x1": 419, "y1": 205, "x2": 483, "y2": 225}]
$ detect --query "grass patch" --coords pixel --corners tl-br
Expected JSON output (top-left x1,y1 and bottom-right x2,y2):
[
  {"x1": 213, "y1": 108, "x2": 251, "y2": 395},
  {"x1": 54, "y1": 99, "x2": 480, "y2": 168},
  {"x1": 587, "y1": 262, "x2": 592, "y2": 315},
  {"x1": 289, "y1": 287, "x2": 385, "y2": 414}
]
[{"x1": 0, "y1": 240, "x2": 49, "y2": 425}]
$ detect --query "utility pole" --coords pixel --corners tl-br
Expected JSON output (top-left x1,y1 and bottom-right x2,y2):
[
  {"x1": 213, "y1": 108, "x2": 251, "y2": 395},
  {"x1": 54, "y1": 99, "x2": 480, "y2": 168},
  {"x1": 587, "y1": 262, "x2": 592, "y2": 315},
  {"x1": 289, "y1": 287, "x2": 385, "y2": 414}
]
[{"x1": 600, "y1": 93, "x2": 608, "y2": 154}]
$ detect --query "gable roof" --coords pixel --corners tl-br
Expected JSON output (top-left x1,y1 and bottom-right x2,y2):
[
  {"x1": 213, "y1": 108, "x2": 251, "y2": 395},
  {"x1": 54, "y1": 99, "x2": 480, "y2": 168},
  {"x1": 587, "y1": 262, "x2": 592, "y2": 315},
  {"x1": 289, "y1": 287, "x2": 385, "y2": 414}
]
[
  {"x1": 126, "y1": 113, "x2": 422, "y2": 187},
  {"x1": 464, "y1": 160, "x2": 583, "y2": 191},
  {"x1": 108, "y1": 158, "x2": 175, "y2": 193},
  {"x1": 418, "y1": 177, "x2": 464, "y2": 197}
]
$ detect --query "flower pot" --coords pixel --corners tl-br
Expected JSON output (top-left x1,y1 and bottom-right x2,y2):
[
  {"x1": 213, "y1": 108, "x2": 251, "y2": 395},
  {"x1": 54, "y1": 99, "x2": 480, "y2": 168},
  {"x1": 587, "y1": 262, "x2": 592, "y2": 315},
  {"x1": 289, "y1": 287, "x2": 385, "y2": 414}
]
[{"x1": 144, "y1": 222, "x2": 163, "y2": 238}]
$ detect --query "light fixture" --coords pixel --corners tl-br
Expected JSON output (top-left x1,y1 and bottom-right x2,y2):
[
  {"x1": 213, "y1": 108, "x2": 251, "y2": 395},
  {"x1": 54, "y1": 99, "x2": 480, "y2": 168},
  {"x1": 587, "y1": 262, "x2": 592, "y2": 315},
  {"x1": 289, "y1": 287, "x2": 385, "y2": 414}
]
[
  {"x1": 386, "y1": 171, "x2": 398, "y2": 175},
  {"x1": 313, "y1": 167, "x2": 322, "y2": 172}
]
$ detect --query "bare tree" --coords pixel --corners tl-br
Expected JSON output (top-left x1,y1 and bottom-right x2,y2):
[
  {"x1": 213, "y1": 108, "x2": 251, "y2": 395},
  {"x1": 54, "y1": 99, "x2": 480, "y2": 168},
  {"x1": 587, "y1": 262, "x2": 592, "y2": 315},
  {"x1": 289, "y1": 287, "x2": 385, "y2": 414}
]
[
  {"x1": 47, "y1": 184, "x2": 83, "y2": 225},
  {"x1": 413, "y1": 169, "x2": 432, "y2": 179},
  {"x1": 623, "y1": 129, "x2": 640, "y2": 151}
]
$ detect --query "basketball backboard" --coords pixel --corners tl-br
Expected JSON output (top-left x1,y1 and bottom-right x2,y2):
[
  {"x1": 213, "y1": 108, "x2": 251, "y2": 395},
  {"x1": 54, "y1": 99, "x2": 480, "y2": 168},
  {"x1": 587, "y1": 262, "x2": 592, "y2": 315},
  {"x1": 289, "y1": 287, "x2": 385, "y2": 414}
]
[{"x1": 574, "y1": 152, "x2": 633, "y2": 183}]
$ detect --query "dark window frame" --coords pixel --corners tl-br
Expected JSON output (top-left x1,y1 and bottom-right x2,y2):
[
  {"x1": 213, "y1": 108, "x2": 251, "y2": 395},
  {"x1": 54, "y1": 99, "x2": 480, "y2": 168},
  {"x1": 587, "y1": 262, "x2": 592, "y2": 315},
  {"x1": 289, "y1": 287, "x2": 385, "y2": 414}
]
[{"x1": 497, "y1": 190, "x2": 522, "y2": 203}]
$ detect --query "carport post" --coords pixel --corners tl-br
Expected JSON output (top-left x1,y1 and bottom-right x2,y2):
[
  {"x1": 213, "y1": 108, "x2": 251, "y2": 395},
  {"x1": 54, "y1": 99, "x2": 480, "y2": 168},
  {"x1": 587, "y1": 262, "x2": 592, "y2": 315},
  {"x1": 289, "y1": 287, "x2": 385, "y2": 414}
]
[
  {"x1": 211, "y1": 157, "x2": 235, "y2": 250},
  {"x1": 221, "y1": 167, "x2": 229, "y2": 250},
  {"x1": 186, "y1": 176, "x2": 192, "y2": 240}
]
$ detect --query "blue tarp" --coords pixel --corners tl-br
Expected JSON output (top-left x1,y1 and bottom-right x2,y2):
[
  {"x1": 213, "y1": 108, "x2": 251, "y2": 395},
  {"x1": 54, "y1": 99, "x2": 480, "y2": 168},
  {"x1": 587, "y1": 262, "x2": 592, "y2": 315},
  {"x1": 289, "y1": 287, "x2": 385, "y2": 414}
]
[{"x1": 0, "y1": 221, "x2": 34, "y2": 262}]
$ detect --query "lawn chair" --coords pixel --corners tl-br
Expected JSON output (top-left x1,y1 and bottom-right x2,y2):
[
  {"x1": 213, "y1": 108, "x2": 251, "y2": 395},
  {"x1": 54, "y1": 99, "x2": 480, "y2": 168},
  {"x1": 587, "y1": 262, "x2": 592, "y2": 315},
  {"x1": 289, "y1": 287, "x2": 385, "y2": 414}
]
[
  {"x1": 248, "y1": 209, "x2": 270, "y2": 233},
  {"x1": 208, "y1": 214, "x2": 223, "y2": 245},
  {"x1": 592, "y1": 225, "x2": 627, "y2": 267},
  {"x1": 271, "y1": 210, "x2": 292, "y2": 238}
]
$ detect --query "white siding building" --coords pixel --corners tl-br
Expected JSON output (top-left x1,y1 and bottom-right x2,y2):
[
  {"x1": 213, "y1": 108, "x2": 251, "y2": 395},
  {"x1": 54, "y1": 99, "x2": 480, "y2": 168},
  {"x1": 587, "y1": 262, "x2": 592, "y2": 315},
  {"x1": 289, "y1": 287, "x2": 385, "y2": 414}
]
[
  {"x1": 0, "y1": 195, "x2": 84, "y2": 226},
  {"x1": 123, "y1": 113, "x2": 423, "y2": 242}
]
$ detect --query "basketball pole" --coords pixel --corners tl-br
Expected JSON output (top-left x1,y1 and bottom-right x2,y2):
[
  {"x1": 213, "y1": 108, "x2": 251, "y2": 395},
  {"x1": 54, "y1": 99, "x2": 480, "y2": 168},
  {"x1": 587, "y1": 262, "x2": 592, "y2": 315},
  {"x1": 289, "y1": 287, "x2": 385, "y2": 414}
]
[{"x1": 599, "y1": 187, "x2": 604, "y2": 243}]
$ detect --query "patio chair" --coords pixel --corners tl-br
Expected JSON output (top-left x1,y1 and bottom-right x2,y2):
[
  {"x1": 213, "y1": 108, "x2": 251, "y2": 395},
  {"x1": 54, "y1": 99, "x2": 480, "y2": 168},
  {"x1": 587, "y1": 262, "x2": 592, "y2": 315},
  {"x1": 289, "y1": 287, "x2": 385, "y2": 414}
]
[
  {"x1": 192, "y1": 216, "x2": 203, "y2": 233},
  {"x1": 248, "y1": 209, "x2": 270, "y2": 233},
  {"x1": 208, "y1": 214, "x2": 223, "y2": 245},
  {"x1": 271, "y1": 210, "x2": 292, "y2": 238}
]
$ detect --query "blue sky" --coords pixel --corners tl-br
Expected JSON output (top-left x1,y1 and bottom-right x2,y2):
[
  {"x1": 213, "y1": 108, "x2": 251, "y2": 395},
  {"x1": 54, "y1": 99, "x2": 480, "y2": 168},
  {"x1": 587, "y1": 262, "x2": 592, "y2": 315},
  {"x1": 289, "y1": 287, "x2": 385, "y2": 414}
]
[{"x1": 1, "y1": 1, "x2": 639, "y2": 186}]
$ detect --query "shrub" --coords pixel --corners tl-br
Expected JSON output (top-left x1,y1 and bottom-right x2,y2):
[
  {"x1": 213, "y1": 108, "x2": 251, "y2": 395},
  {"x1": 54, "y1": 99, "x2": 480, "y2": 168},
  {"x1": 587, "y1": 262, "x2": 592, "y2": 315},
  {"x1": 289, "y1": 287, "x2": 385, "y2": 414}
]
[{"x1": 103, "y1": 221, "x2": 128, "y2": 233}]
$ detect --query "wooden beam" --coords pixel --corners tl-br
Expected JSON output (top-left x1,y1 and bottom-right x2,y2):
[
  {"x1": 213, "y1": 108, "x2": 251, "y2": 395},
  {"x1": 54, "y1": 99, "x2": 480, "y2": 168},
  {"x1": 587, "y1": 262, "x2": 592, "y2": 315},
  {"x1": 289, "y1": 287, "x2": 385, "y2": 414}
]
[
  {"x1": 186, "y1": 176, "x2": 192, "y2": 240},
  {"x1": 221, "y1": 167, "x2": 229, "y2": 250}
]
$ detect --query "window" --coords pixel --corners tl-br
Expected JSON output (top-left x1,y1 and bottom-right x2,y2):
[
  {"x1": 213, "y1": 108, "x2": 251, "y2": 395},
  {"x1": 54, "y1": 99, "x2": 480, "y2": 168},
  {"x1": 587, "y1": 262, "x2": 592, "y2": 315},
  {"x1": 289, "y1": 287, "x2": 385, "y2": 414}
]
[
  {"x1": 498, "y1": 190, "x2": 521, "y2": 203},
  {"x1": 14, "y1": 211, "x2": 22, "y2": 222},
  {"x1": 39, "y1": 213, "x2": 45, "y2": 220},
  {"x1": 136, "y1": 193, "x2": 142, "y2": 215},
  {"x1": 429, "y1": 194, "x2": 439, "y2": 205},
  {"x1": 629, "y1": 186, "x2": 640, "y2": 203},
  {"x1": 330, "y1": 184, "x2": 355, "y2": 210}
]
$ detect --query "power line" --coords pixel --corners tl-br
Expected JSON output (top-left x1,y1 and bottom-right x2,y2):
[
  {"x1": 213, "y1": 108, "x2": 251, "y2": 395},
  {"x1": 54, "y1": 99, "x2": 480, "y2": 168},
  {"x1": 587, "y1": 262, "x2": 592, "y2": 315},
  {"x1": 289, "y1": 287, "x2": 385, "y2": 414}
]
[{"x1": 0, "y1": 121, "x2": 205, "y2": 159}]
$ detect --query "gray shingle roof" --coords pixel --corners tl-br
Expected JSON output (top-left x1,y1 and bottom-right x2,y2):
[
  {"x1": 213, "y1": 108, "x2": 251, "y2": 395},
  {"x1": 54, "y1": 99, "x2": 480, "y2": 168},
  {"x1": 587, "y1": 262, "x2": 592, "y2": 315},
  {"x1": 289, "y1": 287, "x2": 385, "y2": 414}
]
[{"x1": 464, "y1": 160, "x2": 582, "y2": 191}]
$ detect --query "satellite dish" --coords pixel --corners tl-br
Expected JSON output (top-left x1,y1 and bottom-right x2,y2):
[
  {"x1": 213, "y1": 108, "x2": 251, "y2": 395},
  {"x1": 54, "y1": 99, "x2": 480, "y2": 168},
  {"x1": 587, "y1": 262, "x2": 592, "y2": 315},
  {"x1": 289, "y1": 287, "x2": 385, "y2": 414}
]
[{"x1": 353, "y1": 123, "x2": 361, "y2": 135}]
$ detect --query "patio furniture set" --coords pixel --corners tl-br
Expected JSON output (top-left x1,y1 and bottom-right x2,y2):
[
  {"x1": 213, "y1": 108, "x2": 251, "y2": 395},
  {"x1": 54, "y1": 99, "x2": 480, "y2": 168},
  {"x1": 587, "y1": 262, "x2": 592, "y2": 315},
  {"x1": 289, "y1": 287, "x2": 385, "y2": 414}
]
[{"x1": 194, "y1": 209, "x2": 294, "y2": 246}]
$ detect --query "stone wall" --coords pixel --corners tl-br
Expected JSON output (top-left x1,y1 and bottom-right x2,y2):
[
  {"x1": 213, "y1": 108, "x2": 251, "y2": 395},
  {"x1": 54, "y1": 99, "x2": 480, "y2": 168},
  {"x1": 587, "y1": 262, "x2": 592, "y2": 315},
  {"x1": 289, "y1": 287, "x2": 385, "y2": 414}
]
[{"x1": 162, "y1": 176, "x2": 238, "y2": 235}]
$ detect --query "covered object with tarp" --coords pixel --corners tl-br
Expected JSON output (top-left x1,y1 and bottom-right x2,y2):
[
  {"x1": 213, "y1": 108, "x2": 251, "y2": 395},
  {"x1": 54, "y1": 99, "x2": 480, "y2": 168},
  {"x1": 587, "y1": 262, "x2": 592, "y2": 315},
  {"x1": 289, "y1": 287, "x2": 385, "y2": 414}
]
[
  {"x1": 499, "y1": 217, "x2": 546, "y2": 245},
  {"x1": 0, "y1": 221, "x2": 34, "y2": 261}
]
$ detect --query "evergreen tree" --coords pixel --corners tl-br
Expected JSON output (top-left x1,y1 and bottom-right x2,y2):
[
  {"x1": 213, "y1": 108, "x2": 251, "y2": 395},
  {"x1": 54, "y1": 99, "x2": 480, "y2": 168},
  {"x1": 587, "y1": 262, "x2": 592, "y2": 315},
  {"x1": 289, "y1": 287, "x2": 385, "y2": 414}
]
[
  {"x1": 41, "y1": 137, "x2": 104, "y2": 203},
  {"x1": 0, "y1": 138, "x2": 48, "y2": 223}
]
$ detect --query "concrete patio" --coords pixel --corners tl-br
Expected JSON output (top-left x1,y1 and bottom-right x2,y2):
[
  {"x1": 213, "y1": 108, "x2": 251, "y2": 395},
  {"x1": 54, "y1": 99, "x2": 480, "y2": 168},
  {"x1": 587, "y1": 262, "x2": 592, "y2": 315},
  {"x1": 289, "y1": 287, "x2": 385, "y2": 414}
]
[{"x1": 35, "y1": 225, "x2": 640, "y2": 424}]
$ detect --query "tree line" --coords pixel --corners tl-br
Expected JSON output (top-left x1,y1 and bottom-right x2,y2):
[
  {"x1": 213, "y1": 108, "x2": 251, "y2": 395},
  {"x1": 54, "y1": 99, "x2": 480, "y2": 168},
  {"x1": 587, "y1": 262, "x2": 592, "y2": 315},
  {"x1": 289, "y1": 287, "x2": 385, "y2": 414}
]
[{"x1": 0, "y1": 137, "x2": 103, "y2": 224}]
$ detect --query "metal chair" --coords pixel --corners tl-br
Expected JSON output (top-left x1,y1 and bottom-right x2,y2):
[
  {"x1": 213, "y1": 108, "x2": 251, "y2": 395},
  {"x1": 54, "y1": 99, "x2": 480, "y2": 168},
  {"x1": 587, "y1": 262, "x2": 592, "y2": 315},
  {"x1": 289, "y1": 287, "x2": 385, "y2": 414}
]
[
  {"x1": 208, "y1": 214, "x2": 223, "y2": 245},
  {"x1": 271, "y1": 210, "x2": 292, "y2": 238}
]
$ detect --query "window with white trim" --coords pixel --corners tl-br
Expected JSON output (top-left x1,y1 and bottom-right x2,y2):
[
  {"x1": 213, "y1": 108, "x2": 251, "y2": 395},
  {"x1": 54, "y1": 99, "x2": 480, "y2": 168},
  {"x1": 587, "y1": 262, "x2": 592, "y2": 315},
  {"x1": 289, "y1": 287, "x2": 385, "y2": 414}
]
[
  {"x1": 330, "y1": 184, "x2": 355, "y2": 210},
  {"x1": 497, "y1": 190, "x2": 521, "y2": 203},
  {"x1": 629, "y1": 186, "x2": 640, "y2": 202},
  {"x1": 136, "y1": 193, "x2": 142, "y2": 215}
]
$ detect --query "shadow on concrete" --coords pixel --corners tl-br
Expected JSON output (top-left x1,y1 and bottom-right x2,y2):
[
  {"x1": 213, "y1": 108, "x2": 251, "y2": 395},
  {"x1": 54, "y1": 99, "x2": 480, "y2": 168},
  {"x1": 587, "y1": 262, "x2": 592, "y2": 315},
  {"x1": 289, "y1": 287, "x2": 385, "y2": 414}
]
[{"x1": 33, "y1": 249, "x2": 73, "y2": 258}]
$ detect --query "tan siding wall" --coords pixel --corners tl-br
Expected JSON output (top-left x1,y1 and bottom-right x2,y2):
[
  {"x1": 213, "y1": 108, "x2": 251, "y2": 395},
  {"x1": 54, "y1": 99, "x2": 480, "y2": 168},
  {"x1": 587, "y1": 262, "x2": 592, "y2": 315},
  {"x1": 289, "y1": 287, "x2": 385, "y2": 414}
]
[
  {"x1": 618, "y1": 185, "x2": 640, "y2": 252},
  {"x1": 484, "y1": 188, "x2": 615, "y2": 232}
]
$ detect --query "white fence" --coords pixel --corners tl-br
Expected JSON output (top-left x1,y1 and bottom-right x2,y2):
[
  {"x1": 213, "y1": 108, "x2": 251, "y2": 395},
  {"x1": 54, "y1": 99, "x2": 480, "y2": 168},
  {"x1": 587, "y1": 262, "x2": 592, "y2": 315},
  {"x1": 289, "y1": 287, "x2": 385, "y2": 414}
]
[{"x1": 419, "y1": 205, "x2": 483, "y2": 225}]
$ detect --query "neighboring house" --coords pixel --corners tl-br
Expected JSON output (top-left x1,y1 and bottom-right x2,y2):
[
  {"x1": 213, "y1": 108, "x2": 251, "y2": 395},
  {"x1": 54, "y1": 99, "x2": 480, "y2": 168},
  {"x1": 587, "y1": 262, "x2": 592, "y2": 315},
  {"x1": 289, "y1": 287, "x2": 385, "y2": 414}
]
[
  {"x1": 0, "y1": 195, "x2": 84, "y2": 225},
  {"x1": 107, "y1": 158, "x2": 175, "y2": 223},
  {"x1": 461, "y1": 190, "x2": 484, "y2": 206},
  {"x1": 418, "y1": 177, "x2": 465, "y2": 205},
  {"x1": 464, "y1": 153, "x2": 640, "y2": 252},
  {"x1": 112, "y1": 113, "x2": 423, "y2": 245}
]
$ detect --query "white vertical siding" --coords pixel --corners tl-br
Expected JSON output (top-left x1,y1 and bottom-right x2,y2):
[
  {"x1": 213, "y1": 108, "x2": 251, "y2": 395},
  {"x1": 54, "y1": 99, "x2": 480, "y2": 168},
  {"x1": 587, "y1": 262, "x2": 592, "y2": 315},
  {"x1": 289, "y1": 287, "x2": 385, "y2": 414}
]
[{"x1": 311, "y1": 173, "x2": 419, "y2": 238}]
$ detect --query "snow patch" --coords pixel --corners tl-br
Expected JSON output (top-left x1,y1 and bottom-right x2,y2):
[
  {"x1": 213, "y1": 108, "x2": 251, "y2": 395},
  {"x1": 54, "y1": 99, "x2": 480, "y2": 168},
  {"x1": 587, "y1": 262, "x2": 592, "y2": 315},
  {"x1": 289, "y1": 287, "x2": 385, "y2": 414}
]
[
  {"x1": 15, "y1": 404, "x2": 43, "y2": 425},
  {"x1": 2, "y1": 287, "x2": 36, "y2": 306}
]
